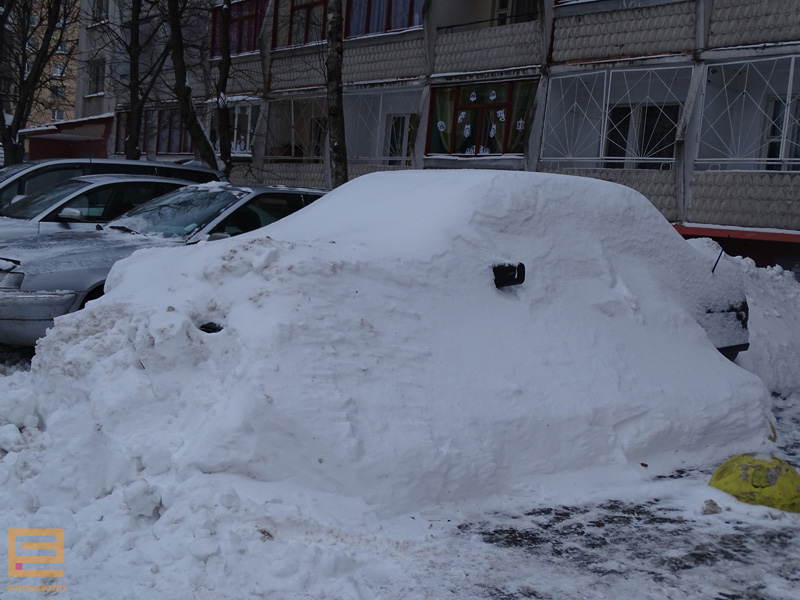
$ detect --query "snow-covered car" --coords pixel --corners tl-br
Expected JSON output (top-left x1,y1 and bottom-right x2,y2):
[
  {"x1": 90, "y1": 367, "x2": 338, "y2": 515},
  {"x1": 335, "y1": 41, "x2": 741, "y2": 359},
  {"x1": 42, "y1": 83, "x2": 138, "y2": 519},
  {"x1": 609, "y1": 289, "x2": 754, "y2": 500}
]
[
  {"x1": 0, "y1": 174, "x2": 195, "y2": 241},
  {"x1": 0, "y1": 183, "x2": 324, "y2": 346}
]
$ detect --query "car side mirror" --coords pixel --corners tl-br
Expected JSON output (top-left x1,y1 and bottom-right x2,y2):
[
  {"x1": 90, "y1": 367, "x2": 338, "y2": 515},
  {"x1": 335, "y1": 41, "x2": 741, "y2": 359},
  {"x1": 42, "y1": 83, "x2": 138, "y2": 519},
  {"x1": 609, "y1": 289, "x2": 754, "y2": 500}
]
[
  {"x1": 493, "y1": 263, "x2": 526, "y2": 288},
  {"x1": 206, "y1": 232, "x2": 231, "y2": 242},
  {"x1": 58, "y1": 207, "x2": 83, "y2": 221}
]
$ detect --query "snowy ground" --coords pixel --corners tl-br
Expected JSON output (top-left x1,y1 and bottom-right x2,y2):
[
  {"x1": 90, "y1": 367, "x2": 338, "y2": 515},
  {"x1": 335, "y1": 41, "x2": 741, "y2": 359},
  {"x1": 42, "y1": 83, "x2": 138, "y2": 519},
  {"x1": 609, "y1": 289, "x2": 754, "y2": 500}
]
[{"x1": 1, "y1": 171, "x2": 798, "y2": 599}]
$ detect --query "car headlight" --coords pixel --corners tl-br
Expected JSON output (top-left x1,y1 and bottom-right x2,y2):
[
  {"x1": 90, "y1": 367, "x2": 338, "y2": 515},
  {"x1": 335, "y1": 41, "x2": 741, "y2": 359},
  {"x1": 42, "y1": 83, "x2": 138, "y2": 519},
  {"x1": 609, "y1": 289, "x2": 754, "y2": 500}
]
[{"x1": 0, "y1": 272, "x2": 24, "y2": 289}]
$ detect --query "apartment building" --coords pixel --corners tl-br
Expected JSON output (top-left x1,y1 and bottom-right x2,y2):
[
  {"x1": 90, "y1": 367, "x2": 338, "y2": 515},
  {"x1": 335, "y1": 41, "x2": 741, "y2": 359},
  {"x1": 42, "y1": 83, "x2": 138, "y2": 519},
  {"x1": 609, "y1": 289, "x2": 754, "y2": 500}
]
[
  {"x1": 1, "y1": 0, "x2": 80, "y2": 161},
  {"x1": 26, "y1": 1, "x2": 798, "y2": 269},
  {"x1": 257, "y1": 0, "x2": 799, "y2": 272}
]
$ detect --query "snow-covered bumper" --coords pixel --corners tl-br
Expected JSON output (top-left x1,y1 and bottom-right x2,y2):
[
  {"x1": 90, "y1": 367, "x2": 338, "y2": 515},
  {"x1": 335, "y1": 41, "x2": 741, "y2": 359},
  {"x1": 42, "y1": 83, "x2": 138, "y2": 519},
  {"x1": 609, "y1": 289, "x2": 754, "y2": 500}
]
[{"x1": 0, "y1": 290, "x2": 79, "y2": 346}]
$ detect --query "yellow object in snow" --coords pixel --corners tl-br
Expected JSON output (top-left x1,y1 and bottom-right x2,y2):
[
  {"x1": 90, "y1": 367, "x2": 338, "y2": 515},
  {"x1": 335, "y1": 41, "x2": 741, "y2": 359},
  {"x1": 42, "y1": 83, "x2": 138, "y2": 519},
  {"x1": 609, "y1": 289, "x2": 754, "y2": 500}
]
[{"x1": 709, "y1": 454, "x2": 800, "y2": 513}]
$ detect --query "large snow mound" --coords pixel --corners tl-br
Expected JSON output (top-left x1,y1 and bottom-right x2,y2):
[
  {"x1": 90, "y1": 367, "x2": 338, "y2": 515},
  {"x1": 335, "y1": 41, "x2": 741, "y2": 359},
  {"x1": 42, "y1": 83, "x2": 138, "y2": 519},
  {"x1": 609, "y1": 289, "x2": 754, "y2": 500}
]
[{"x1": 0, "y1": 170, "x2": 773, "y2": 520}]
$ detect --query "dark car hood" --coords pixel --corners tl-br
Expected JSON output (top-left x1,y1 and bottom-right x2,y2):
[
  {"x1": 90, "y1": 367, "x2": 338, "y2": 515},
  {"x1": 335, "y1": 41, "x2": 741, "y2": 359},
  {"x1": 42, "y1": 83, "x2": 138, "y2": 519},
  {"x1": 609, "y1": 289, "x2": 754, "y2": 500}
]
[{"x1": 0, "y1": 230, "x2": 182, "y2": 276}]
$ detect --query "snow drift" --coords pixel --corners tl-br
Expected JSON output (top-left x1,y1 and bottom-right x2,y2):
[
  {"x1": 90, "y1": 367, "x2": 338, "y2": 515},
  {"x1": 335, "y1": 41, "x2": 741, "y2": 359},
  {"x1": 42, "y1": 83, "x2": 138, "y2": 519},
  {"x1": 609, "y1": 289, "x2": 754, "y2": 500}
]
[{"x1": 0, "y1": 170, "x2": 773, "y2": 521}]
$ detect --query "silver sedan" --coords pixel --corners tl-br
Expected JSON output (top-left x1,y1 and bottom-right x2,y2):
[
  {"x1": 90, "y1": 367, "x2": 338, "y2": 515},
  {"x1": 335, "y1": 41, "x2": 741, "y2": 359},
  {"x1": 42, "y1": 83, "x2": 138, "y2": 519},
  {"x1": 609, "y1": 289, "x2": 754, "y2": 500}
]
[
  {"x1": 0, "y1": 174, "x2": 193, "y2": 241},
  {"x1": 0, "y1": 183, "x2": 324, "y2": 346}
]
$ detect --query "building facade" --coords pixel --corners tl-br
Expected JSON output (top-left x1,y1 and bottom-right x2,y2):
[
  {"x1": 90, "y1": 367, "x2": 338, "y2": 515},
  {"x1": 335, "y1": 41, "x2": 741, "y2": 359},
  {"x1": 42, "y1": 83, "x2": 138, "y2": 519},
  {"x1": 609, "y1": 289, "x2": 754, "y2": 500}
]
[
  {"x1": 255, "y1": 0, "x2": 800, "y2": 271},
  {"x1": 32, "y1": 0, "x2": 800, "y2": 270}
]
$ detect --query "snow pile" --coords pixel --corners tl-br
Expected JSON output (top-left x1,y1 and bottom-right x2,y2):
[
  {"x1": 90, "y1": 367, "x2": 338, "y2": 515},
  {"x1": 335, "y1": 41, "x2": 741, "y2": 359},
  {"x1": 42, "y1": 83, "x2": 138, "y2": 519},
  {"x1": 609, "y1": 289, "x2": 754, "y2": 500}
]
[
  {"x1": 735, "y1": 258, "x2": 800, "y2": 396},
  {"x1": 0, "y1": 170, "x2": 782, "y2": 597},
  {"x1": 687, "y1": 237, "x2": 800, "y2": 396}
]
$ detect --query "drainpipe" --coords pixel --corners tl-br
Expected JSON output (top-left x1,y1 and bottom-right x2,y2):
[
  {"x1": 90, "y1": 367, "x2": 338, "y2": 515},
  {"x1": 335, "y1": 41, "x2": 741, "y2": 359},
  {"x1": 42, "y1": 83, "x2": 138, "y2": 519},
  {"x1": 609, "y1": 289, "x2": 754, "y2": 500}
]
[{"x1": 675, "y1": 63, "x2": 705, "y2": 224}]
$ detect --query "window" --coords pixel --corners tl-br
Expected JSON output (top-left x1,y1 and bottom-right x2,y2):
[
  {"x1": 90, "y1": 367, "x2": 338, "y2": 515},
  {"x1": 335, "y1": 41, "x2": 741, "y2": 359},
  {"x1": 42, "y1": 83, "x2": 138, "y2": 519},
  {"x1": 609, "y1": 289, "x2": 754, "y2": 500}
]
[
  {"x1": 211, "y1": 0, "x2": 269, "y2": 58},
  {"x1": 56, "y1": 42, "x2": 68, "y2": 54},
  {"x1": 427, "y1": 81, "x2": 537, "y2": 156},
  {"x1": 212, "y1": 194, "x2": 306, "y2": 236},
  {"x1": 265, "y1": 98, "x2": 327, "y2": 161},
  {"x1": 115, "y1": 110, "x2": 152, "y2": 155},
  {"x1": 53, "y1": 63, "x2": 65, "y2": 77},
  {"x1": 272, "y1": 0, "x2": 328, "y2": 47},
  {"x1": 764, "y1": 96, "x2": 800, "y2": 171},
  {"x1": 51, "y1": 85, "x2": 66, "y2": 99},
  {"x1": 91, "y1": 0, "x2": 109, "y2": 23},
  {"x1": 698, "y1": 57, "x2": 800, "y2": 171},
  {"x1": 157, "y1": 108, "x2": 193, "y2": 154},
  {"x1": 342, "y1": 89, "x2": 420, "y2": 164},
  {"x1": 604, "y1": 104, "x2": 679, "y2": 170},
  {"x1": 290, "y1": 0, "x2": 326, "y2": 45},
  {"x1": 384, "y1": 114, "x2": 411, "y2": 165},
  {"x1": 209, "y1": 103, "x2": 262, "y2": 154},
  {"x1": 347, "y1": 0, "x2": 422, "y2": 37},
  {"x1": 51, "y1": 108, "x2": 65, "y2": 121},
  {"x1": 541, "y1": 67, "x2": 691, "y2": 169},
  {"x1": 86, "y1": 59, "x2": 105, "y2": 95},
  {"x1": 493, "y1": 0, "x2": 538, "y2": 26}
]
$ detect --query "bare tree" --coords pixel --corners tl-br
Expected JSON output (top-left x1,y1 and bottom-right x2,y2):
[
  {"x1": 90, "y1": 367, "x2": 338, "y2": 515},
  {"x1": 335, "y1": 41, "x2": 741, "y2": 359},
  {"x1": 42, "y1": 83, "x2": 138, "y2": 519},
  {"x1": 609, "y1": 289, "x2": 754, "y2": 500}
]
[
  {"x1": 211, "y1": 0, "x2": 233, "y2": 177},
  {"x1": 87, "y1": 0, "x2": 172, "y2": 160},
  {"x1": 0, "y1": 0, "x2": 80, "y2": 165},
  {"x1": 164, "y1": 0, "x2": 218, "y2": 171},
  {"x1": 325, "y1": 0, "x2": 347, "y2": 188}
]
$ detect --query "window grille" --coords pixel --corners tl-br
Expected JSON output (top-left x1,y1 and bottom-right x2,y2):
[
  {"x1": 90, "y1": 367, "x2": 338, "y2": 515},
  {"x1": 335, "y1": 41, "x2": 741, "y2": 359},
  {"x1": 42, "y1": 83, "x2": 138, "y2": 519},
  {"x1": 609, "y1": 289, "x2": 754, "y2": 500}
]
[
  {"x1": 265, "y1": 97, "x2": 328, "y2": 161},
  {"x1": 157, "y1": 108, "x2": 192, "y2": 154},
  {"x1": 86, "y1": 59, "x2": 105, "y2": 95},
  {"x1": 210, "y1": 102, "x2": 262, "y2": 155},
  {"x1": 344, "y1": 89, "x2": 419, "y2": 164},
  {"x1": 697, "y1": 57, "x2": 800, "y2": 171},
  {"x1": 115, "y1": 110, "x2": 152, "y2": 155},
  {"x1": 265, "y1": 89, "x2": 420, "y2": 165},
  {"x1": 541, "y1": 67, "x2": 691, "y2": 169}
]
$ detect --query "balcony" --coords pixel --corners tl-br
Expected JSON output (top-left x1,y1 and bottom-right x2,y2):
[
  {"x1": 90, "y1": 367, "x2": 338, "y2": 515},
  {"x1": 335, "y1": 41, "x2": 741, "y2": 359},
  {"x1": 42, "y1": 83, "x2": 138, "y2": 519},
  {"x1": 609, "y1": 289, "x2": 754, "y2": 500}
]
[{"x1": 433, "y1": 17, "x2": 542, "y2": 76}]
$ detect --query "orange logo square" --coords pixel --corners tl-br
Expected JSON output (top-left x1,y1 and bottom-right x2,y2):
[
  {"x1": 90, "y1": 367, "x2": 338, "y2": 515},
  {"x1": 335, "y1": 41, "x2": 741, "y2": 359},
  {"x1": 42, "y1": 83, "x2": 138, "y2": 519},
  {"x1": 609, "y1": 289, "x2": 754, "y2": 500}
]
[{"x1": 7, "y1": 529, "x2": 64, "y2": 578}]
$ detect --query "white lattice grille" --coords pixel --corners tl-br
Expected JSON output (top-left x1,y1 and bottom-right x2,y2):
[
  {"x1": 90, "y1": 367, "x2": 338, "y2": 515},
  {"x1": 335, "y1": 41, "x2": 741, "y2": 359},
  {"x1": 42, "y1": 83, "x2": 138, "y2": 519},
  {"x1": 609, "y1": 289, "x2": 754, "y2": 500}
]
[
  {"x1": 265, "y1": 89, "x2": 421, "y2": 165},
  {"x1": 265, "y1": 97, "x2": 328, "y2": 161},
  {"x1": 344, "y1": 89, "x2": 421, "y2": 164},
  {"x1": 698, "y1": 57, "x2": 800, "y2": 171},
  {"x1": 541, "y1": 72, "x2": 606, "y2": 165},
  {"x1": 541, "y1": 67, "x2": 691, "y2": 169}
]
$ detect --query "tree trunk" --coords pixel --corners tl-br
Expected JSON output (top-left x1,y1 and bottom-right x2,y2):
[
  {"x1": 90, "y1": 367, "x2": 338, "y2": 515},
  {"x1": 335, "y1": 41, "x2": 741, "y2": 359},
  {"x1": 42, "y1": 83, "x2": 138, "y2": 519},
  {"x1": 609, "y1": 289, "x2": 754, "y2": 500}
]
[
  {"x1": 216, "y1": 0, "x2": 233, "y2": 178},
  {"x1": 124, "y1": 0, "x2": 143, "y2": 160},
  {"x1": 166, "y1": 0, "x2": 218, "y2": 170},
  {"x1": 326, "y1": 0, "x2": 348, "y2": 188}
]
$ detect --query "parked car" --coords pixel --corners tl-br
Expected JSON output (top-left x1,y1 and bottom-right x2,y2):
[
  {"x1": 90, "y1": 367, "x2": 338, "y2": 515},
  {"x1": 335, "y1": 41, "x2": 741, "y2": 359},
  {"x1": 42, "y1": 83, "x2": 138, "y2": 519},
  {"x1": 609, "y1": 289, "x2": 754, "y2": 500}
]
[
  {"x1": 0, "y1": 175, "x2": 195, "y2": 241},
  {"x1": 0, "y1": 183, "x2": 324, "y2": 346},
  {"x1": 0, "y1": 158, "x2": 224, "y2": 208}
]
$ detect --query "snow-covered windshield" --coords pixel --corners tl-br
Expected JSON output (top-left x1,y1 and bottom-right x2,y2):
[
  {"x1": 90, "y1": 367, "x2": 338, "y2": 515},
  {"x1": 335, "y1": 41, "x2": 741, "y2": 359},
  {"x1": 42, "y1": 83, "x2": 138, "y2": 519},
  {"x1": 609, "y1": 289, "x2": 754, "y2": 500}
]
[
  {"x1": 0, "y1": 179, "x2": 86, "y2": 219},
  {"x1": 109, "y1": 186, "x2": 247, "y2": 238},
  {"x1": 0, "y1": 162, "x2": 31, "y2": 184}
]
